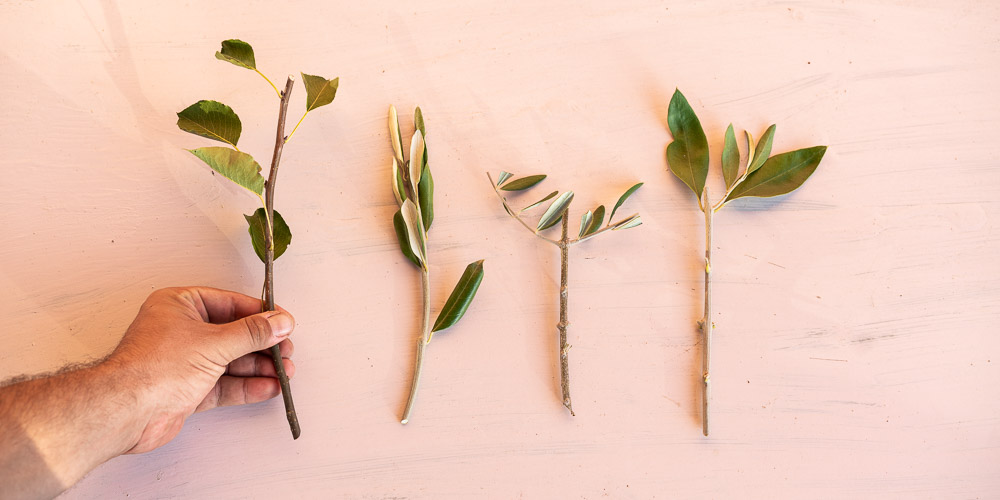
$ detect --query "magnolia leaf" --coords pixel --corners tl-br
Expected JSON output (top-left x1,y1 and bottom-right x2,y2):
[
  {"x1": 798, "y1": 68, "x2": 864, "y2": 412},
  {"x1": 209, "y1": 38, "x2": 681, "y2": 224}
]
[
  {"x1": 418, "y1": 164, "x2": 434, "y2": 230},
  {"x1": 302, "y1": 73, "x2": 338, "y2": 111},
  {"x1": 215, "y1": 39, "x2": 256, "y2": 70},
  {"x1": 537, "y1": 191, "x2": 574, "y2": 231},
  {"x1": 609, "y1": 182, "x2": 643, "y2": 222},
  {"x1": 722, "y1": 124, "x2": 740, "y2": 189},
  {"x1": 401, "y1": 199, "x2": 426, "y2": 265},
  {"x1": 177, "y1": 100, "x2": 242, "y2": 147},
  {"x1": 188, "y1": 147, "x2": 264, "y2": 195},
  {"x1": 245, "y1": 208, "x2": 291, "y2": 262},
  {"x1": 501, "y1": 174, "x2": 547, "y2": 191},
  {"x1": 747, "y1": 124, "x2": 776, "y2": 175},
  {"x1": 414, "y1": 106, "x2": 426, "y2": 137},
  {"x1": 612, "y1": 214, "x2": 642, "y2": 230},
  {"x1": 388, "y1": 105, "x2": 404, "y2": 165},
  {"x1": 665, "y1": 89, "x2": 709, "y2": 199},
  {"x1": 393, "y1": 209, "x2": 421, "y2": 268},
  {"x1": 584, "y1": 205, "x2": 605, "y2": 235},
  {"x1": 578, "y1": 210, "x2": 593, "y2": 238},
  {"x1": 520, "y1": 191, "x2": 558, "y2": 213},
  {"x1": 497, "y1": 171, "x2": 514, "y2": 186},
  {"x1": 391, "y1": 158, "x2": 404, "y2": 206},
  {"x1": 724, "y1": 146, "x2": 827, "y2": 202},
  {"x1": 431, "y1": 260, "x2": 485, "y2": 333},
  {"x1": 408, "y1": 130, "x2": 425, "y2": 199}
]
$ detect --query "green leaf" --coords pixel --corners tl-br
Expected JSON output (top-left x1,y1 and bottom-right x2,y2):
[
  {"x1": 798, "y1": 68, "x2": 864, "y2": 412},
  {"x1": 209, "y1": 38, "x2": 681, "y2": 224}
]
[
  {"x1": 177, "y1": 100, "x2": 242, "y2": 147},
  {"x1": 578, "y1": 210, "x2": 593, "y2": 238},
  {"x1": 414, "y1": 106, "x2": 426, "y2": 137},
  {"x1": 391, "y1": 158, "x2": 405, "y2": 206},
  {"x1": 722, "y1": 124, "x2": 739, "y2": 189},
  {"x1": 408, "y1": 130, "x2": 425, "y2": 199},
  {"x1": 724, "y1": 146, "x2": 827, "y2": 202},
  {"x1": 584, "y1": 205, "x2": 605, "y2": 235},
  {"x1": 215, "y1": 39, "x2": 256, "y2": 70},
  {"x1": 612, "y1": 214, "x2": 642, "y2": 230},
  {"x1": 537, "y1": 191, "x2": 574, "y2": 231},
  {"x1": 609, "y1": 182, "x2": 643, "y2": 222},
  {"x1": 188, "y1": 147, "x2": 264, "y2": 195},
  {"x1": 501, "y1": 174, "x2": 546, "y2": 191},
  {"x1": 497, "y1": 171, "x2": 513, "y2": 186},
  {"x1": 302, "y1": 73, "x2": 338, "y2": 111},
  {"x1": 747, "y1": 124, "x2": 776, "y2": 175},
  {"x1": 393, "y1": 209, "x2": 421, "y2": 268},
  {"x1": 520, "y1": 191, "x2": 558, "y2": 213},
  {"x1": 432, "y1": 260, "x2": 485, "y2": 333},
  {"x1": 244, "y1": 208, "x2": 292, "y2": 262},
  {"x1": 665, "y1": 89, "x2": 709, "y2": 199},
  {"x1": 388, "y1": 105, "x2": 404, "y2": 165},
  {"x1": 418, "y1": 163, "x2": 434, "y2": 230},
  {"x1": 401, "y1": 199, "x2": 426, "y2": 266}
]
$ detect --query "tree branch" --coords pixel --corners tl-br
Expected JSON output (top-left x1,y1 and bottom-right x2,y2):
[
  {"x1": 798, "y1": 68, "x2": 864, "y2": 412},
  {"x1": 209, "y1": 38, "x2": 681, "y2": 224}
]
[
  {"x1": 558, "y1": 214, "x2": 574, "y2": 416},
  {"x1": 486, "y1": 172, "x2": 560, "y2": 246}
]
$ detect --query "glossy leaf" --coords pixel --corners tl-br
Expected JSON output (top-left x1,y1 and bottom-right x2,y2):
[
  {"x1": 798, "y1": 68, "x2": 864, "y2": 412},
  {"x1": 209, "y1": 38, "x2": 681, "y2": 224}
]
[
  {"x1": 414, "y1": 106, "x2": 426, "y2": 137},
  {"x1": 722, "y1": 124, "x2": 739, "y2": 189},
  {"x1": 431, "y1": 260, "x2": 485, "y2": 333},
  {"x1": 497, "y1": 171, "x2": 514, "y2": 186},
  {"x1": 584, "y1": 205, "x2": 605, "y2": 235},
  {"x1": 501, "y1": 174, "x2": 547, "y2": 191},
  {"x1": 177, "y1": 100, "x2": 242, "y2": 147},
  {"x1": 245, "y1": 208, "x2": 291, "y2": 262},
  {"x1": 188, "y1": 147, "x2": 264, "y2": 195},
  {"x1": 408, "y1": 130, "x2": 425, "y2": 199},
  {"x1": 302, "y1": 73, "x2": 338, "y2": 111},
  {"x1": 747, "y1": 124, "x2": 776, "y2": 175},
  {"x1": 665, "y1": 89, "x2": 709, "y2": 199},
  {"x1": 393, "y1": 209, "x2": 421, "y2": 268},
  {"x1": 418, "y1": 164, "x2": 434, "y2": 230},
  {"x1": 724, "y1": 146, "x2": 827, "y2": 202},
  {"x1": 609, "y1": 182, "x2": 643, "y2": 222},
  {"x1": 612, "y1": 214, "x2": 642, "y2": 230},
  {"x1": 401, "y1": 199, "x2": 426, "y2": 265},
  {"x1": 215, "y1": 39, "x2": 256, "y2": 70},
  {"x1": 520, "y1": 191, "x2": 558, "y2": 213},
  {"x1": 388, "y1": 105, "x2": 404, "y2": 164},
  {"x1": 537, "y1": 191, "x2": 574, "y2": 231},
  {"x1": 578, "y1": 210, "x2": 593, "y2": 238}
]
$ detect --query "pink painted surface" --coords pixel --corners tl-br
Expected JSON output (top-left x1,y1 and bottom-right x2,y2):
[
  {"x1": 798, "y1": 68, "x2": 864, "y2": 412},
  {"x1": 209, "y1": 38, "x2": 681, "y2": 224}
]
[{"x1": 2, "y1": 0, "x2": 998, "y2": 497}]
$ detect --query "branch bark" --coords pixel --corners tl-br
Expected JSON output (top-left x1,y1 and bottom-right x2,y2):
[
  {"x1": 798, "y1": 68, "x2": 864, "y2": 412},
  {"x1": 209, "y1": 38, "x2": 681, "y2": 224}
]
[
  {"x1": 701, "y1": 188, "x2": 713, "y2": 436},
  {"x1": 558, "y1": 214, "x2": 574, "y2": 416},
  {"x1": 263, "y1": 75, "x2": 300, "y2": 440}
]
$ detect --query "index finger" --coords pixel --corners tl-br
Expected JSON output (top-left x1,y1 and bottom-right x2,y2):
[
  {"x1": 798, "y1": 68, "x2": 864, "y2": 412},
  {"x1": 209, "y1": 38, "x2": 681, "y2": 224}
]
[{"x1": 190, "y1": 286, "x2": 290, "y2": 324}]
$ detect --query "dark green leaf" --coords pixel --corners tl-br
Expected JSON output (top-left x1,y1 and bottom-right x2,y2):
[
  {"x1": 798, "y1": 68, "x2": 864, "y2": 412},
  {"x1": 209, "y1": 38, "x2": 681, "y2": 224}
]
[
  {"x1": 665, "y1": 89, "x2": 709, "y2": 199},
  {"x1": 432, "y1": 260, "x2": 485, "y2": 333},
  {"x1": 188, "y1": 147, "x2": 264, "y2": 195},
  {"x1": 393, "y1": 210, "x2": 421, "y2": 268},
  {"x1": 245, "y1": 208, "x2": 292, "y2": 262},
  {"x1": 722, "y1": 124, "x2": 739, "y2": 189},
  {"x1": 418, "y1": 164, "x2": 434, "y2": 230},
  {"x1": 747, "y1": 124, "x2": 776, "y2": 175},
  {"x1": 401, "y1": 199, "x2": 426, "y2": 265},
  {"x1": 609, "y1": 182, "x2": 643, "y2": 222},
  {"x1": 537, "y1": 191, "x2": 574, "y2": 231},
  {"x1": 584, "y1": 205, "x2": 605, "y2": 235},
  {"x1": 497, "y1": 171, "x2": 513, "y2": 186},
  {"x1": 724, "y1": 146, "x2": 827, "y2": 202},
  {"x1": 501, "y1": 175, "x2": 547, "y2": 191},
  {"x1": 302, "y1": 73, "x2": 338, "y2": 111},
  {"x1": 520, "y1": 191, "x2": 558, "y2": 212},
  {"x1": 578, "y1": 210, "x2": 593, "y2": 238},
  {"x1": 215, "y1": 39, "x2": 256, "y2": 70},
  {"x1": 177, "y1": 100, "x2": 242, "y2": 147},
  {"x1": 414, "y1": 106, "x2": 426, "y2": 137}
]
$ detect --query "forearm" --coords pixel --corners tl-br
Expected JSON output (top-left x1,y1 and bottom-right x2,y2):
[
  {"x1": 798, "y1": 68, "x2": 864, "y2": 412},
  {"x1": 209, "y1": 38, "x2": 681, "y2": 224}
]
[{"x1": 0, "y1": 359, "x2": 148, "y2": 499}]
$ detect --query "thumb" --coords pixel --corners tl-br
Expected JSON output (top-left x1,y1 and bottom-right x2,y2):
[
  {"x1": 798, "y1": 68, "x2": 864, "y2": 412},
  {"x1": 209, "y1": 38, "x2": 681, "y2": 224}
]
[{"x1": 216, "y1": 310, "x2": 295, "y2": 362}]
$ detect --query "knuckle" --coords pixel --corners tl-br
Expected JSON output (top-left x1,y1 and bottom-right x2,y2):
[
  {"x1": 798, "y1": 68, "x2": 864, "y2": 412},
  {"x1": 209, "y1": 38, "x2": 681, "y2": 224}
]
[{"x1": 242, "y1": 315, "x2": 273, "y2": 345}]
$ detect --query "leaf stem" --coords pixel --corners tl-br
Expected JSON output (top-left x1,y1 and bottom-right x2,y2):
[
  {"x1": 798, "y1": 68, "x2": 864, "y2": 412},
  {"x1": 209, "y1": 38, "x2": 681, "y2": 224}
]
[
  {"x1": 701, "y1": 188, "x2": 713, "y2": 436},
  {"x1": 486, "y1": 172, "x2": 560, "y2": 246},
  {"x1": 284, "y1": 111, "x2": 309, "y2": 144},
  {"x1": 558, "y1": 214, "x2": 574, "y2": 416},
  {"x1": 569, "y1": 212, "x2": 639, "y2": 245},
  {"x1": 401, "y1": 267, "x2": 432, "y2": 424},
  {"x1": 256, "y1": 69, "x2": 282, "y2": 99},
  {"x1": 263, "y1": 75, "x2": 301, "y2": 439}
]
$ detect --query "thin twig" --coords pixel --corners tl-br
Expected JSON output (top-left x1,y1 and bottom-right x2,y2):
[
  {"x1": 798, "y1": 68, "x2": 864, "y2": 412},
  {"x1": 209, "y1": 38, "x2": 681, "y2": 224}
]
[
  {"x1": 263, "y1": 75, "x2": 300, "y2": 440},
  {"x1": 701, "y1": 188, "x2": 713, "y2": 436},
  {"x1": 401, "y1": 267, "x2": 432, "y2": 424},
  {"x1": 558, "y1": 214, "x2": 574, "y2": 416},
  {"x1": 569, "y1": 212, "x2": 639, "y2": 245},
  {"x1": 486, "y1": 172, "x2": 560, "y2": 246}
]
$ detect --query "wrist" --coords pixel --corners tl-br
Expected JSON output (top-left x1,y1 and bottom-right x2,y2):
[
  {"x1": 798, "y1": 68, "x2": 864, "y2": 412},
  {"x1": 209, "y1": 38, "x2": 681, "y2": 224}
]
[{"x1": 88, "y1": 356, "x2": 153, "y2": 456}]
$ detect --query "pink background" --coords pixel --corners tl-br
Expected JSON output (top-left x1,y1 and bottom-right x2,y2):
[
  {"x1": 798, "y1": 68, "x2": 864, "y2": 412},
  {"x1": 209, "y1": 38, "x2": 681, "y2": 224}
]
[{"x1": 2, "y1": 1, "x2": 998, "y2": 498}]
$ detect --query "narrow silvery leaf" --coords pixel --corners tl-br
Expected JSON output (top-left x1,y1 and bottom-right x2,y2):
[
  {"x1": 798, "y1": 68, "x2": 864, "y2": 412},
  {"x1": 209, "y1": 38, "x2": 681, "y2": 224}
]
[
  {"x1": 188, "y1": 147, "x2": 265, "y2": 195},
  {"x1": 747, "y1": 124, "x2": 776, "y2": 175},
  {"x1": 391, "y1": 158, "x2": 404, "y2": 206},
  {"x1": 497, "y1": 171, "x2": 514, "y2": 186},
  {"x1": 177, "y1": 100, "x2": 242, "y2": 147},
  {"x1": 520, "y1": 191, "x2": 558, "y2": 213},
  {"x1": 418, "y1": 165, "x2": 434, "y2": 230},
  {"x1": 301, "y1": 73, "x2": 338, "y2": 111},
  {"x1": 724, "y1": 146, "x2": 827, "y2": 202},
  {"x1": 393, "y1": 210, "x2": 421, "y2": 268},
  {"x1": 388, "y1": 105, "x2": 404, "y2": 165},
  {"x1": 612, "y1": 214, "x2": 642, "y2": 230},
  {"x1": 408, "y1": 130, "x2": 425, "y2": 200},
  {"x1": 722, "y1": 124, "x2": 739, "y2": 189},
  {"x1": 609, "y1": 182, "x2": 643, "y2": 222},
  {"x1": 414, "y1": 106, "x2": 426, "y2": 137},
  {"x1": 245, "y1": 208, "x2": 292, "y2": 262},
  {"x1": 431, "y1": 260, "x2": 486, "y2": 333},
  {"x1": 401, "y1": 199, "x2": 426, "y2": 265},
  {"x1": 501, "y1": 174, "x2": 547, "y2": 191},
  {"x1": 215, "y1": 39, "x2": 256, "y2": 70},
  {"x1": 578, "y1": 210, "x2": 593, "y2": 238},
  {"x1": 665, "y1": 89, "x2": 709, "y2": 199},
  {"x1": 537, "y1": 191, "x2": 574, "y2": 231},
  {"x1": 585, "y1": 205, "x2": 605, "y2": 235}
]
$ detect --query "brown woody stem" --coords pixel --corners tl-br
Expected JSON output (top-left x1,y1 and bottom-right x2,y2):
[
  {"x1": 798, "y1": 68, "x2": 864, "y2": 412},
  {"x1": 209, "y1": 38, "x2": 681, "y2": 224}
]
[
  {"x1": 558, "y1": 213, "x2": 574, "y2": 416},
  {"x1": 701, "y1": 188, "x2": 713, "y2": 436}
]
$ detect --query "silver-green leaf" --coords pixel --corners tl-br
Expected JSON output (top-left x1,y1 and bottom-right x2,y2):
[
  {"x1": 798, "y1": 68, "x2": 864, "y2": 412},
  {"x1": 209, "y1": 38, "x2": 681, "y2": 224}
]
[
  {"x1": 609, "y1": 182, "x2": 643, "y2": 222},
  {"x1": 520, "y1": 191, "x2": 558, "y2": 213},
  {"x1": 537, "y1": 191, "x2": 574, "y2": 231},
  {"x1": 388, "y1": 105, "x2": 404, "y2": 165},
  {"x1": 612, "y1": 214, "x2": 642, "y2": 230},
  {"x1": 497, "y1": 171, "x2": 514, "y2": 186},
  {"x1": 188, "y1": 147, "x2": 264, "y2": 195},
  {"x1": 401, "y1": 199, "x2": 426, "y2": 266},
  {"x1": 584, "y1": 205, "x2": 605, "y2": 235},
  {"x1": 393, "y1": 209, "x2": 421, "y2": 268},
  {"x1": 578, "y1": 210, "x2": 593, "y2": 238},
  {"x1": 177, "y1": 100, "x2": 242, "y2": 147},
  {"x1": 408, "y1": 130, "x2": 425, "y2": 200},
  {"x1": 215, "y1": 39, "x2": 256, "y2": 70},
  {"x1": 302, "y1": 73, "x2": 338, "y2": 111}
]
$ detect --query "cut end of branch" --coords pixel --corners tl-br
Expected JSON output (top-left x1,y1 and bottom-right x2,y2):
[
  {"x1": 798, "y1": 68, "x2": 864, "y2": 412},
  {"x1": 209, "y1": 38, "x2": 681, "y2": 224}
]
[{"x1": 400, "y1": 418, "x2": 409, "y2": 425}]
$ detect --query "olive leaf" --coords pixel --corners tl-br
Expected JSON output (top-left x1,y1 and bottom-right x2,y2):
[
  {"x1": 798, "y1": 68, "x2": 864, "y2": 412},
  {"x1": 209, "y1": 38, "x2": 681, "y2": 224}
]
[
  {"x1": 408, "y1": 130, "x2": 425, "y2": 199},
  {"x1": 431, "y1": 260, "x2": 485, "y2": 333},
  {"x1": 724, "y1": 146, "x2": 827, "y2": 202},
  {"x1": 414, "y1": 106, "x2": 426, "y2": 137},
  {"x1": 177, "y1": 100, "x2": 242, "y2": 148},
  {"x1": 418, "y1": 164, "x2": 434, "y2": 230},
  {"x1": 537, "y1": 191, "x2": 574, "y2": 231},
  {"x1": 583, "y1": 205, "x2": 605, "y2": 236},
  {"x1": 215, "y1": 39, "x2": 256, "y2": 70},
  {"x1": 388, "y1": 105, "x2": 405, "y2": 165},
  {"x1": 401, "y1": 199, "x2": 426, "y2": 265},
  {"x1": 609, "y1": 182, "x2": 643, "y2": 222},
  {"x1": 747, "y1": 124, "x2": 776, "y2": 175},
  {"x1": 497, "y1": 171, "x2": 514, "y2": 186},
  {"x1": 578, "y1": 210, "x2": 593, "y2": 238},
  {"x1": 393, "y1": 209, "x2": 421, "y2": 268},
  {"x1": 612, "y1": 214, "x2": 642, "y2": 230},
  {"x1": 501, "y1": 174, "x2": 547, "y2": 191},
  {"x1": 666, "y1": 89, "x2": 709, "y2": 199},
  {"x1": 188, "y1": 147, "x2": 265, "y2": 195},
  {"x1": 301, "y1": 73, "x2": 339, "y2": 111},
  {"x1": 391, "y1": 158, "x2": 405, "y2": 206},
  {"x1": 722, "y1": 124, "x2": 739, "y2": 189},
  {"x1": 520, "y1": 191, "x2": 558, "y2": 213},
  {"x1": 245, "y1": 208, "x2": 292, "y2": 262}
]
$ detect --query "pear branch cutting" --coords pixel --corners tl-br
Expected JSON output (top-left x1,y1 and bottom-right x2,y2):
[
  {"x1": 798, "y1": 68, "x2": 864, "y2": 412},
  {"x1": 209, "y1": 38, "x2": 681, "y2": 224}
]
[
  {"x1": 663, "y1": 89, "x2": 827, "y2": 436},
  {"x1": 177, "y1": 39, "x2": 339, "y2": 439},
  {"x1": 388, "y1": 106, "x2": 485, "y2": 424},
  {"x1": 488, "y1": 173, "x2": 643, "y2": 415}
]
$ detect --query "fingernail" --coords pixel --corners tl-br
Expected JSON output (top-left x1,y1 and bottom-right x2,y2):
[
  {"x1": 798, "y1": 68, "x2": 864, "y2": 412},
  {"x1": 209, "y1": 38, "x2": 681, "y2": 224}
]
[{"x1": 267, "y1": 312, "x2": 294, "y2": 337}]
